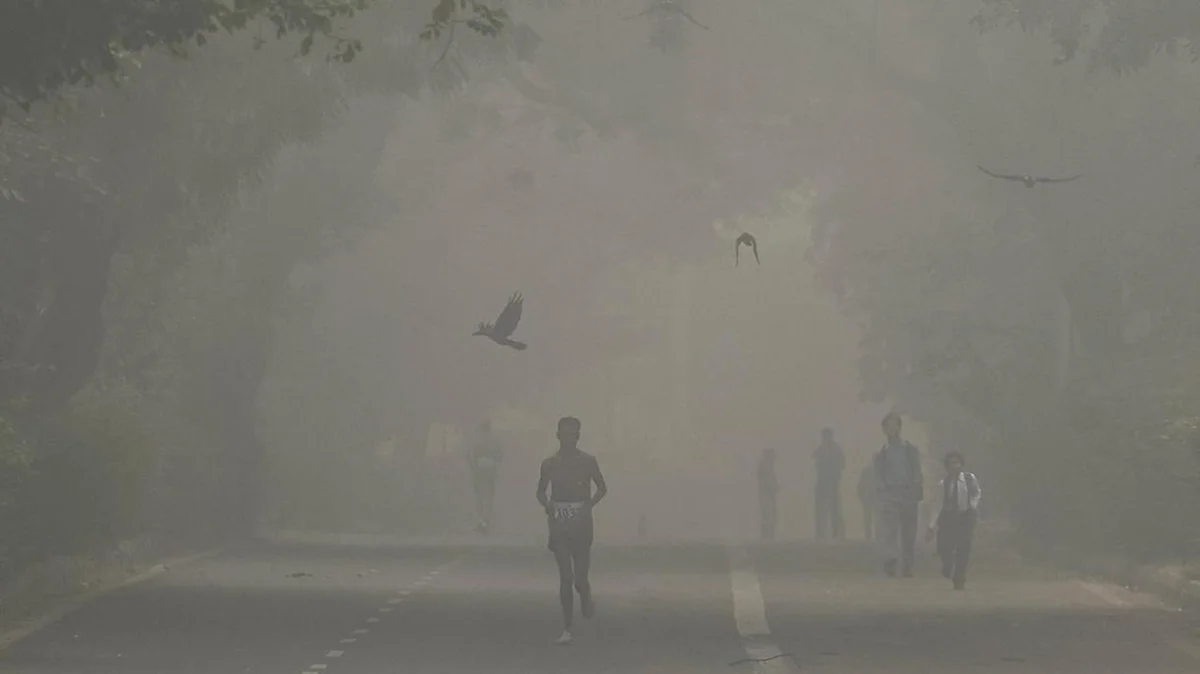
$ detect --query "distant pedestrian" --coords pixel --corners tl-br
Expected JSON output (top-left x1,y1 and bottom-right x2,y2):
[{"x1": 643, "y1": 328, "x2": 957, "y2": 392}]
[
  {"x1": 857, "y1": 463, "x2": 879, "y2": 541},
  {"x1": 873, "y1": 413, "x2": 923, "y2": 578},
  {"x1": 927, "y1": 451, "x2": 981, "y2": 590},
  {"x1": 813, "y1": 428, "x2": 845, "y2": 540},
  {"x1": 757, "y1": 449, "x2": 779, "y2": 542}
]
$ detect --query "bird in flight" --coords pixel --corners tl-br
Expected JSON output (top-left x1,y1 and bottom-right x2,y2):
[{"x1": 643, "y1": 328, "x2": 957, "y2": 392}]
[
  {"x1": 625, "y1": 0, "x2": 710, "y2": 30},
  {"x1": 735, "y1": 232, "x2": 759, "y2": 266},
  {"x1": 977, "y1": 165, "x2": 1081, "y2": 188},
  {"x1": 473, "y1": 292, "x2": 527, "y2": 351}
]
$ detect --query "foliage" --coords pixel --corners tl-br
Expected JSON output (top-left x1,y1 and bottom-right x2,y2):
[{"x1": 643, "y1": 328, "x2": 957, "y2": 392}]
[
  {"x1": 974, "y1": 0, "x2": 1200, "y2": 73},
  {"x1": 0, "y1": 0, "x2": 373, "y2": 114},
  {"x1": 0, "y1": 386, "x2": 153, "y2": 575},
  {"x1": 0, "y1": 0, "x2": 512, "y2": 118}
]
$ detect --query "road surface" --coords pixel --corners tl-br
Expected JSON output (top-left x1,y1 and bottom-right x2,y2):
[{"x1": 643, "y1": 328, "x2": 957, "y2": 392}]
[{"x1": 2, "y1": 531, "x2": 1198, "y2": 673}]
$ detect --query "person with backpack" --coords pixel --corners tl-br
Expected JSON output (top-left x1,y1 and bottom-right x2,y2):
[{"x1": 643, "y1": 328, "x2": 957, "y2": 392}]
[{"x1": 926, "y1": 451, "x2": 982, "y2": 590}]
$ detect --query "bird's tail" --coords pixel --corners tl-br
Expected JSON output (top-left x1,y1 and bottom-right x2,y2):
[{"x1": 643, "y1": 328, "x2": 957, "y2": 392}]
[{"x1": 505, "y1": 340, "x2": 528, "y2": 351}]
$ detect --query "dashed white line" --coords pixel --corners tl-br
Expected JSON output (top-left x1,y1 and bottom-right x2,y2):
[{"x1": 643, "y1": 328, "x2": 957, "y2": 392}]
[
  {"x1": 299, "y1": 556, "x2": 464, "y2": 674},
  {"x1": 728, "y1": 546, "x2": 799, "y2": 674}
]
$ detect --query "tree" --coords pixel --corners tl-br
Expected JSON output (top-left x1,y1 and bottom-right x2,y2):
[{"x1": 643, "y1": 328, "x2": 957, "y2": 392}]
[
  {"x1": 0, "y1": 0, "x2": 507, "y2": 116},
  {"x1": 973, "y1": 1, "x2": 1200, "y2": 73}
]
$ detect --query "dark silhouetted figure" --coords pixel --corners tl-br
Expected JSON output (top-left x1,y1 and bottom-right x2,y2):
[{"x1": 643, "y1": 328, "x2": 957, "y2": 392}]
[
  {"x1": 537, "y1": 416, "x2": 607, "y2": 645},
  {"x1": 928, "y1": 451, "x2": 981, "y2": 590},
  {"x1": 857, "y1": 462, "x2": 879, "y2": 541},
  {"x1": 757, "y1": 448, "x2": 778, "y2": 542},
  {"x1": 735, "y1": 232, "x2": 759, "y2": 266},
  {"x1": 813, "y1": 428, "x2": 845, "y2": 540},
  {"x1": 874, "y1": 413, "x2": 923, "y2": 578},
  {"x1": 473, "y1": 292, "x2": 527, "y2": 350}
]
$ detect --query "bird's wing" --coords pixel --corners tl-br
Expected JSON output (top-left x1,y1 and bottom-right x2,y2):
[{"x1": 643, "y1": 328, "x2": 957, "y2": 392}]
[
  {"x1": 751, "y1": 236, "x2": 760, "y2": 263},
  {"x1": 734, "y1": 240, "x2": 740, "y2": 266},
  {"x1": 1036, "y1": 174, "x2": 1082, "y2": 184},
  {"x1": 493, "y1": 293, "x2": 523, "y2": 338},
  {"x1": 673, "y1": 7, "x2": 711, "y2": 29},
  {"x1": 977, "y1": 165, "x2": 1024, "y2": 182}
]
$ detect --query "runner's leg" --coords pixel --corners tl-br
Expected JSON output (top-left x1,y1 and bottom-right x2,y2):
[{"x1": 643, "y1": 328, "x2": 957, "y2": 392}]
[
  {"x1": 480, "y1": 470, "x2": 496, "y2": 524},
  {"x1": 572, "y1": 539, "x2": 594, "y2": 618},
  {"x1": 552, "y1": 544, "x2": 575, "y2": 630}
]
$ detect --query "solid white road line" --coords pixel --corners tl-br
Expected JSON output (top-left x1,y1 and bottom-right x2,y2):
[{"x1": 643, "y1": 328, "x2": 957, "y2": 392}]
[
  {"x1": 1075, "y1": 580, "x2": 1132, "y2": 608},
  {"x1": 727, "y1": 546, "x2": 799, "y2": 674}
]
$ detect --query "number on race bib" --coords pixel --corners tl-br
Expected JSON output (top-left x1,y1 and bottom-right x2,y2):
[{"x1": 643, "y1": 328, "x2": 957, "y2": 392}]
[{"x1": 554, "y1": 504, "x2": 581, "y2": 522}]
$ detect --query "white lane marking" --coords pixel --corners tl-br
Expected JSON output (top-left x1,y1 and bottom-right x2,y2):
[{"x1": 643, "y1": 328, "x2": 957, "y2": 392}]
[
  {"x1": 387, "y1": 598, "x2": 403, "y2": 604},
  {"x1": 1076, "y1": 580, "x2": 1132, "y2": 607},
  {"x1": 326, "y1": 650, "x2": 344, "y2": 658},
  {"x1": 413, "y1": 580, "x2": 428, "y2": 587},
  {"x1": 429, "y1": 569, "x2": 440, "y2": 576},
  {"x1": 397, "y1": 589, "x2": 412, "y2": 596},
  {"x1": 727, "y1": 546, "x2": 799, "y2": 674},
  {"x1": 353, "y1": 629, "x2": 368, "y2": 634},
  {"x1": 309, "y1": 666, "x2": 327, "y2": 671},
  {"x1": 378, "y1": 607, "x2": 393, "y2": 613},
  {"x1": 366, "y1": 617, "x2": 380, "y2": 623},
  {"x1": 340, "y1": 638, "x2": 357, "y2": 644}
]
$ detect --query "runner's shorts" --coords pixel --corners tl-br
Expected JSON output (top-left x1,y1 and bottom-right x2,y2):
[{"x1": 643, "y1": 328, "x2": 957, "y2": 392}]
[{"x1": 547, "y1": 501, "x2": 593, "y2": 553}]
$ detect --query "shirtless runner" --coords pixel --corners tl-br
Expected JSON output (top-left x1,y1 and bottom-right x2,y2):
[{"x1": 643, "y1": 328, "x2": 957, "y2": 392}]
[{"x1": 536, "y1": 416, "x2": 607, "y2": 645}]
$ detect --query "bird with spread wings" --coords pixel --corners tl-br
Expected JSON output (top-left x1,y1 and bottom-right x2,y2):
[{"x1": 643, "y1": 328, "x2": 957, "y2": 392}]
[
  {"x1": 977, "y1": 165, "x2": 1081, "y2": 188},
  {"x1": 625, "y1": 0, "x2": 710, "y2": 30},
  {"x1": 473, "y1": 292, "x2": 527, "y2": 351}
]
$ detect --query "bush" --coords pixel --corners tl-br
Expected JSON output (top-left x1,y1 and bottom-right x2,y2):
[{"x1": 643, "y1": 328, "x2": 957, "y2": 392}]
[{"x1": 0, "y1": 385, "x2": 155, "y2": 579}]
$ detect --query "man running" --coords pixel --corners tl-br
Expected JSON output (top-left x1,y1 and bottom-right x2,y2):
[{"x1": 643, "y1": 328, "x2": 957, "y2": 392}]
[
  {"x1": 469, "y1": 419, "x2": 504, "y2": 534},
  {"x1": 536, "y1": 416, "x2": 607, "y2": 645}
]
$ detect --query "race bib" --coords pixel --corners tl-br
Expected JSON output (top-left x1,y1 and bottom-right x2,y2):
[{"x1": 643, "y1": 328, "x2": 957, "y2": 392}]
[{"x1": 553, "y1": 502, "x2": 585, "y2": 523}]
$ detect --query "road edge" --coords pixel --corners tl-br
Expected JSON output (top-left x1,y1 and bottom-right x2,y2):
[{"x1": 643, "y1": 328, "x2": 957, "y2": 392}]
[
  {"x1": 1008, "y1": 533, "x2": 1200, "y2": 609},
  {"x1": 0, "y1": 547, "x2": 222, "y2": 654}
]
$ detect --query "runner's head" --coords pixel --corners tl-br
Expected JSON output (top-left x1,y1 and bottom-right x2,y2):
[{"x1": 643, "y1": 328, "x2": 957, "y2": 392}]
[
  {"x1": 821, "y1": 427, "x2": 834, "y2": 442},
  {"x1": 881, "y1": 412, "x2": 902, "y2": 441},
  {"x1": 557, "y1": 416, "x2": 581, "y2": 450}
]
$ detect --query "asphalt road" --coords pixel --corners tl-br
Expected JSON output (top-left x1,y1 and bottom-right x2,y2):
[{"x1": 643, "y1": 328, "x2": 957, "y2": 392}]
[{"x1": 2, "y1": 531, "x2": 1198, "y2": 674}]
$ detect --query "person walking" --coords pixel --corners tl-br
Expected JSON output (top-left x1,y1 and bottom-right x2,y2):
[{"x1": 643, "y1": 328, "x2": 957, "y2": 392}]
[
  {"x1": 813, "y1": 428, "x2": 846, "y2": 540},
  {"x1": 873, "y1": 413, "x2": 923, "y2": 577},
  {"x1": 927, "y1": 451, "x2": 982, "y2": 590}
]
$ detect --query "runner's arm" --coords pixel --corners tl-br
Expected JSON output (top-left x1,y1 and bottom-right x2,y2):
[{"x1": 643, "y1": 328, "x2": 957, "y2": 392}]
[
  {"x1": 589, "y1": 457, "x2": 607, "y2": 508},
  {"x1": 536, "y1": 459, "x2": 552, "y2": 514}
]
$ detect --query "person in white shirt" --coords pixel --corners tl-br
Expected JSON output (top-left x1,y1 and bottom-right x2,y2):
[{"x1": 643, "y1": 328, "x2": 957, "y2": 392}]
[{"x1": 926, "y1": 451, "x2": 981, "y2": 590}]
